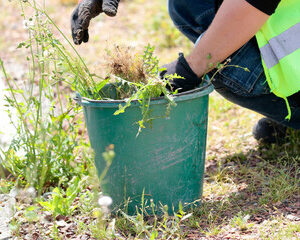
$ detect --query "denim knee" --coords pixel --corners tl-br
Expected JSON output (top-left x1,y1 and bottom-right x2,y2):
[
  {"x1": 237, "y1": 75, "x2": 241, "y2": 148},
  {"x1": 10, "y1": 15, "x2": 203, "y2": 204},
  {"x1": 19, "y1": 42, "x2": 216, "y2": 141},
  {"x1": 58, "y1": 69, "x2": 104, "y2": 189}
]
[
  {"x1": 168, "y1": 0, "x2": 215, "y2": 43},
  {"x1": 209, "y1": 38, "x2": 268, "y2": 97}
]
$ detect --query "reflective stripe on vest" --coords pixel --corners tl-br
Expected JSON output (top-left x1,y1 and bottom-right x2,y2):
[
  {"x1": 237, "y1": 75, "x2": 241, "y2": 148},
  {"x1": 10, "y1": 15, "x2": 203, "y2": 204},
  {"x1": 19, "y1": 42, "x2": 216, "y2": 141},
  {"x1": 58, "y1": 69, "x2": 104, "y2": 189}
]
[
  {"x1": 255, "y1": 0, "x2": 300, "y2": 119},
  {"x1": 260, "y1": 22, "x2": 300, "y2": 69}
]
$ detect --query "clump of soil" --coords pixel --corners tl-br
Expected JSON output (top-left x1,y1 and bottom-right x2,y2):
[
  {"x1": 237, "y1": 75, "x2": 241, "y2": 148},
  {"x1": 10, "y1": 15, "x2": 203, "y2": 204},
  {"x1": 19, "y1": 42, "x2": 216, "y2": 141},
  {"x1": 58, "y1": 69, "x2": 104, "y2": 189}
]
[{"x1": 105, "y1": 45, "x2": 148, "y2": 84}]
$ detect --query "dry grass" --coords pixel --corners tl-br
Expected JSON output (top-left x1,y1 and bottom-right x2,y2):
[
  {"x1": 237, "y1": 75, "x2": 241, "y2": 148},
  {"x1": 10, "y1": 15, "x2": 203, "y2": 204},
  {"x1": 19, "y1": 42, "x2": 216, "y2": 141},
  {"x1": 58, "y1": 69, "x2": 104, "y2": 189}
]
[{"x1": 105, "y1": 45, "x2": 148, "y2": 84}]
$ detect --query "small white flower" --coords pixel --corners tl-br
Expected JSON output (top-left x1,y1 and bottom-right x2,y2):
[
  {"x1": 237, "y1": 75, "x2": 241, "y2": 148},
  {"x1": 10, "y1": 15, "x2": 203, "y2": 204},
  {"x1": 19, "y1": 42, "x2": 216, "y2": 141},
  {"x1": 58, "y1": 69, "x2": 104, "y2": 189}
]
[
  {"x1": 22, "y1": 17, "x2": 35, "y2": 30},
  {"x1": 98, "y1": 195, "x2": 113, "y2": 207},
  {"x1": 43, "y1": 50, "x2": 50, "y2": 57},
  {"x1": 22, "y1": 20, "x2": 29, "y2": 29}
]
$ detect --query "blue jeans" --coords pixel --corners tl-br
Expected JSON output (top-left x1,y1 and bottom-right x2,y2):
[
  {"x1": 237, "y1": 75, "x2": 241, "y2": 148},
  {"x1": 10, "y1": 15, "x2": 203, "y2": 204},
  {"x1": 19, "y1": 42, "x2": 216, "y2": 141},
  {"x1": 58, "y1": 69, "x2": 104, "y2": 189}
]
[{"x1": 168, "y1": 0, "x2": 300, "y2": 129}]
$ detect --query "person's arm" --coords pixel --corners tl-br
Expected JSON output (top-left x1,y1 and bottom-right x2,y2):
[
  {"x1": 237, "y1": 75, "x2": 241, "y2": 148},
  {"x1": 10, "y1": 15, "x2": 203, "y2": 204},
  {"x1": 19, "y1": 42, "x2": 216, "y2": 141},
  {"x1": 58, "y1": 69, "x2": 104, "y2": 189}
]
[{"x1": 186, "y1": 0, "x2": 270, "y2": 77}]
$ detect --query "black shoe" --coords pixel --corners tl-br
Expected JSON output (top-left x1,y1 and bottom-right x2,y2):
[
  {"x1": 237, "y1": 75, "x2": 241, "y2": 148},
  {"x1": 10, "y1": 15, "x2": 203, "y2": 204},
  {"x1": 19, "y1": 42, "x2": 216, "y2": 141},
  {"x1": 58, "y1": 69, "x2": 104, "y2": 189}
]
[{"x1": 252, "y1": 118, "x2": 287, "y2": 144}]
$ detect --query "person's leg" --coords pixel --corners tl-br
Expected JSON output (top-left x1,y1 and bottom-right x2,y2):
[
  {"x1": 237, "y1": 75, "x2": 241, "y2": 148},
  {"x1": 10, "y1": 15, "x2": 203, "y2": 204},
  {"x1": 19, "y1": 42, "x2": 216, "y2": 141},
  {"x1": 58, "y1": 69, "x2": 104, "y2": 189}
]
[
  {"x1": 168, "y1": 0, "x2": 215, "y2": 43},
  {"x1": 167, "y1": 0, "x2": 300, "y2": 132}
]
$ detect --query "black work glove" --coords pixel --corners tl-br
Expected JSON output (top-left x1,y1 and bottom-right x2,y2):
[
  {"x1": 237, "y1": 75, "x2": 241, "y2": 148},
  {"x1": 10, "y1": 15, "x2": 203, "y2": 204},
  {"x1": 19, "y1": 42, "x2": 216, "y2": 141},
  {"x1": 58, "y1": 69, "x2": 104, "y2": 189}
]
[
  {"x1": 160, "y1": 53, "x2": 202, "y2": 93},
  {"x1": 71, "y1": 0, "x2": 120, "y2": 45}
]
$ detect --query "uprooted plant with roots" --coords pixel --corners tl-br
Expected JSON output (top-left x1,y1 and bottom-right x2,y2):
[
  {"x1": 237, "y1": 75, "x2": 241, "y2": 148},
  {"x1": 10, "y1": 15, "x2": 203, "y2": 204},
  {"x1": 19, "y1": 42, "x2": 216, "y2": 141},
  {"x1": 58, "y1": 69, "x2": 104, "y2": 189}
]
[{"x1": 92, "y1": 44, "x2": 178, "y2": 134}]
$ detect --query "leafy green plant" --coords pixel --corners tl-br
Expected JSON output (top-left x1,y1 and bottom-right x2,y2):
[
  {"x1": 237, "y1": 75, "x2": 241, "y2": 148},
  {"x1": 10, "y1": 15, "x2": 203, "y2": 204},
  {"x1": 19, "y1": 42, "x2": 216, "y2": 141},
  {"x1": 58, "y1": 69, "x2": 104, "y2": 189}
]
[
  {"x1": 0, "y1": 62, "x2": 90, "y2": 193},
  {"x1": 230, "y1": 212, "x2": 253, "y2": 231},
  {"x1": 39, "y1": 176, "x2": 81, "y2": 217},
  {"x1": 0, "y1": 0, "x2": 94, "y2": 194},
  {"x1": 0, "y1": 179, "x2": 15, "y2": 194},
  {"x1": 24, "y1": 206, "x2": 40, "y2": 222}
]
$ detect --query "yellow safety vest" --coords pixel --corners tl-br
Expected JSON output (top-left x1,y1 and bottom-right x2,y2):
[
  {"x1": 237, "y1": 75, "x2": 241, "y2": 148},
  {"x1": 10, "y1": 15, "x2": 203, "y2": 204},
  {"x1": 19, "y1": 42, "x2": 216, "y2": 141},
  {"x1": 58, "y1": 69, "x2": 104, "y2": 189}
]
[{"x1": 255, "y1": 0, "x2": 300, "y2": 119}]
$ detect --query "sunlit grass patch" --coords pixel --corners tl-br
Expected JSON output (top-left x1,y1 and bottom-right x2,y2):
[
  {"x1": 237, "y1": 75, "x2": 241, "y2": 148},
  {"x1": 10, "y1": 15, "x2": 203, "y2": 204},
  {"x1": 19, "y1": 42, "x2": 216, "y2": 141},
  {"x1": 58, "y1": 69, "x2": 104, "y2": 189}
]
[
  {"x1": 258, "y1": 216, "x2": 300, "y2": 240},
  {"x1": 258, "y1": 165, "x2": 299, "y2": 205},
  {"x1": 204, "y1": 181, "x2": 246, "y2": 198}
]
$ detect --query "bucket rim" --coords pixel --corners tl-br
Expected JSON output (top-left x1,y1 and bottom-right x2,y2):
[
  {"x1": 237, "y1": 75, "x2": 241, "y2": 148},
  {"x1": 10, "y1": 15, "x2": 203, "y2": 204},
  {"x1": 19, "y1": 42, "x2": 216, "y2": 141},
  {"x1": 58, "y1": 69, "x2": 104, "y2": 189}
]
[{"x1": 75, "y1": 81, "x2": 214, "y2": 108}]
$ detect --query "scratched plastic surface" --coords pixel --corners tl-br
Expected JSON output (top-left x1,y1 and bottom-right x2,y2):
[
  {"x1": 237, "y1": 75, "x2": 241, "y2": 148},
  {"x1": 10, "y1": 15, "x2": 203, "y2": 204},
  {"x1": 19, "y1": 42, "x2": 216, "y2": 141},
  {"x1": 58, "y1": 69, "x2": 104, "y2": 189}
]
[{"x1": 76, "y1": 82, "x2": 214, "y2": 215}]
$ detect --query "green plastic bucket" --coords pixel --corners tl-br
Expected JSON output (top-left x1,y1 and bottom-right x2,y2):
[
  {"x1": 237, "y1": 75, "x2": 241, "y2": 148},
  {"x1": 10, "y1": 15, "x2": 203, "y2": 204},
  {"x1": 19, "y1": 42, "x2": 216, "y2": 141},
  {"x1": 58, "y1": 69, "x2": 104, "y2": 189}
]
[{"x1": 76, "y1": 81, "x2": 213, "y2": 214}]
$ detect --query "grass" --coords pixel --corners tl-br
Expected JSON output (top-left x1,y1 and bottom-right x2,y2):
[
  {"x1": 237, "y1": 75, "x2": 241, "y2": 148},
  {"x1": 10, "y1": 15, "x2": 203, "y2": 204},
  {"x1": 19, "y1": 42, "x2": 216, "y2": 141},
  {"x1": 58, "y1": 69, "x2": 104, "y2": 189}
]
[
  {"x1": 258, "y1": 216, "x2": 300, "y2": 240},
  {"x1": 0, "y1": 0, "x2": 299, "y2": 239}
]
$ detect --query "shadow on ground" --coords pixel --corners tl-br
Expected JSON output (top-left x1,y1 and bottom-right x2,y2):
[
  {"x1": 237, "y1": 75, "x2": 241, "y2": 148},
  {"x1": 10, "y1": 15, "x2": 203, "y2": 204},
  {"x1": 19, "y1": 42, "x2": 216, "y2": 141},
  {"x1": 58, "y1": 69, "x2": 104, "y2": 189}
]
[{"x1": 186, "y1": 132, "x2": 300, "y2": 239}]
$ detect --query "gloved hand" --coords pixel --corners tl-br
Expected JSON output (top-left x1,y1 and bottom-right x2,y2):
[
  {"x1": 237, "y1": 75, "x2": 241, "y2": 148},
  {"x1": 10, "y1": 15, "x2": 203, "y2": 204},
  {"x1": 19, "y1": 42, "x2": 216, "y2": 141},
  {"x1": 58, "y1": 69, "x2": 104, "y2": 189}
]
[
  {"x1": 71, "y1": 0, "x2": 120, "y2": 45},
  {"x1": 160, "y1": 53, "x2": 202, "y2": 93}
]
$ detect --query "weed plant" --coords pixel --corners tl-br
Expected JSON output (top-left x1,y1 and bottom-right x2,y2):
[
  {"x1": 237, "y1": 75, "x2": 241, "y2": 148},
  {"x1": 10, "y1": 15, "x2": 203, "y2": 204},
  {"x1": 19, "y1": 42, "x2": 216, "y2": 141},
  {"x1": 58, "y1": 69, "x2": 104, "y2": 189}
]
[
  {"x1": 101, "y1": 44, "x2": 177, "y2": 134},
  {"x1": 39, "y1": 176, "x2": 81, "y2": 217},
  {"x1": 0, "y1": 0, "x2": 94, "y2": 194}
]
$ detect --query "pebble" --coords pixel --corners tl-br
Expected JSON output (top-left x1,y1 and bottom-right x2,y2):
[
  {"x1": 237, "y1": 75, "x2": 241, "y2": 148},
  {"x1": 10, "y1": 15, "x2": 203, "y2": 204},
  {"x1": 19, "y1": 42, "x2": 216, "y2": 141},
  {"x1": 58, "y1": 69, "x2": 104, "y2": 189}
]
[
  {"x1": 286, "y1": 214, "x2": 300, "y2": 221},
  {"x1": 0, "y1": 194, "x2": 16, "y2": 240}
]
